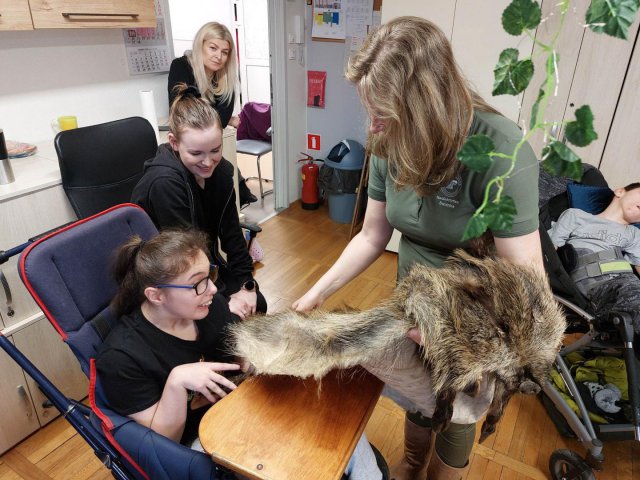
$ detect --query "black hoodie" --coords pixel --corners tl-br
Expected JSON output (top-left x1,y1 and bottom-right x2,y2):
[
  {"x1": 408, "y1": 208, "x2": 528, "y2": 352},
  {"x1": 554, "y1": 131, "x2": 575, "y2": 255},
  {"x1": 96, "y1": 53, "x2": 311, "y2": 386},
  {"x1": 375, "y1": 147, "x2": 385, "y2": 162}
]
[{"x1": 131, "y1": 143, "x2": 254, "y2": 291}]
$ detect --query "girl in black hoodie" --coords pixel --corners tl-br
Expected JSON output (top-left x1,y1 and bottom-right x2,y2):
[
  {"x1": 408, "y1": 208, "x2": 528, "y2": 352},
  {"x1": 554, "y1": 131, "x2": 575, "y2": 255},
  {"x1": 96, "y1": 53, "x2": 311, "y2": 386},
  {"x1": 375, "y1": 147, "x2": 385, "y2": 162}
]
[{"x1": 132, "y1": 83, "x2": 266, "y2": 319}]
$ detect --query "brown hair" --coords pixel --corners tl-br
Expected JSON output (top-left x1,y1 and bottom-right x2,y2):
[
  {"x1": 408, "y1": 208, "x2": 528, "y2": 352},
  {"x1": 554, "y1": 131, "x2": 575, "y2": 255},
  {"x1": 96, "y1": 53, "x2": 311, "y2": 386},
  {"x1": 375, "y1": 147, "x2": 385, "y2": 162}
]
[
  {"x1": 346, "y1": 16, "x2": 500, "y2": 196},
  {"x1": 624, "y1": 182, "x2": 640, "y2": 191},
  {"x1": 169, "y1": 83, "x2": 222, "y2": 141},
  {"x1": 111, "y1": 229, "x2": 210, "y2": 316},
  {"x1": 188, "y1": 22, "x2": 238, "y2": 106}
]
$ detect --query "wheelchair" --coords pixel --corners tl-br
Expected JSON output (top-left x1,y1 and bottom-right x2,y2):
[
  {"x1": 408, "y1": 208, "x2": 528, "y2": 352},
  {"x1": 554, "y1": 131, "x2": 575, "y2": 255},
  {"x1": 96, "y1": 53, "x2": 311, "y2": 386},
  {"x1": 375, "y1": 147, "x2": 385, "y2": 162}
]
[
  {"x1": 538, "y1": 165, "x2": 640, "y2": 480},
  {"x1": 0, "y1": 204, "x2": 227, "y2": 479}
]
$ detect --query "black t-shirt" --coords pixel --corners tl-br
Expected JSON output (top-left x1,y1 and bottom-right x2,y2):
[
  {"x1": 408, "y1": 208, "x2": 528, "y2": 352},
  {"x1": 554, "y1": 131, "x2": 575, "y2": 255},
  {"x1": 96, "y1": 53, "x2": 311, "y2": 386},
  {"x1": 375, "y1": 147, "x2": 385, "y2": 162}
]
[{"x1": 95, "y1": 293, "x2": 236, "y2": 444}]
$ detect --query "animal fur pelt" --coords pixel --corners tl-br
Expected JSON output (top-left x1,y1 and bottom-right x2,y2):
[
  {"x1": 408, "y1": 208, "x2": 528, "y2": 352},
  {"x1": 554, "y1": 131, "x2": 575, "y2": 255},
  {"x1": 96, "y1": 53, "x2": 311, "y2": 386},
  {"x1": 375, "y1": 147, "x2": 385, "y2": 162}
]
[{"x1": 230, "y1": 250, "x2": 566, "y2": 440}]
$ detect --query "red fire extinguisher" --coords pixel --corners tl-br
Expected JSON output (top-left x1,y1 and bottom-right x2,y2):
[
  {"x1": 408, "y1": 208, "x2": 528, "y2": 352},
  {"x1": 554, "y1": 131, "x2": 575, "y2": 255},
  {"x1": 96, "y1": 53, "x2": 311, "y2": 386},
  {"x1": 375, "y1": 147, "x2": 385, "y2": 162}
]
[{"x1": 298, "y1": 153, "x2": 321, "y2": 210}]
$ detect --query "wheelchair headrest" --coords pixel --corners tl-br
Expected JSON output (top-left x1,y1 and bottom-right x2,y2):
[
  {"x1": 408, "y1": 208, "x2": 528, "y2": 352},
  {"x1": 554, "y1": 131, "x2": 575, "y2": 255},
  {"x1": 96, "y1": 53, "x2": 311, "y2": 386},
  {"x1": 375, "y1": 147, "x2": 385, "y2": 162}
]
[{"x1": 19, "y1": 204, "x2": 158, "y2": 374}]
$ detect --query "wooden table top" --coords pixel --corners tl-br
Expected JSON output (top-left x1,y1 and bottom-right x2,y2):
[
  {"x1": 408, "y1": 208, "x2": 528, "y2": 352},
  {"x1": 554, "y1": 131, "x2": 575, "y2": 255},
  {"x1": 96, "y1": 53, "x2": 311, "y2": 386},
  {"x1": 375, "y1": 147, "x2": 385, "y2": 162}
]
[{"x1": 199, "y1": 368, "x2": 383, "y2": 480}]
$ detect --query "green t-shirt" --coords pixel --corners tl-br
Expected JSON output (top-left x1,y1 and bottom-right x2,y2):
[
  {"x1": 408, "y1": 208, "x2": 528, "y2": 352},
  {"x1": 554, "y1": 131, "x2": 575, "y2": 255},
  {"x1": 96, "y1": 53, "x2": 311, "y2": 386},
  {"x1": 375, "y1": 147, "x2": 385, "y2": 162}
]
[{"x1": 368, "y1": 110, "x2": 539, "y2": 278}]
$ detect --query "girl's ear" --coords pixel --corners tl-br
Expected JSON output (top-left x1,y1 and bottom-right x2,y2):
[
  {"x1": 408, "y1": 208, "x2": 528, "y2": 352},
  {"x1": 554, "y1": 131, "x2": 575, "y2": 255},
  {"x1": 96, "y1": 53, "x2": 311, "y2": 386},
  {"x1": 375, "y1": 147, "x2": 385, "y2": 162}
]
[
  {"x1": 167, "y1": 132, "x2": 179, "y2": 152},
  {"x1": 613, "y1": 187, "x2": 625, "y2": 198},
  {"x1": 144, "y1": 286, "x2": 165, "y2": 306}
]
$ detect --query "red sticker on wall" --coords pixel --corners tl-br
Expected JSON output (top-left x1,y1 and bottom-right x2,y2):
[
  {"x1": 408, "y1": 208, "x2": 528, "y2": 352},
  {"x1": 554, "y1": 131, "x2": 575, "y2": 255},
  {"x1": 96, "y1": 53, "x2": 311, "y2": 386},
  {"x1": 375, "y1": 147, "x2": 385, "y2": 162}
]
[{"x1": 307, "y1": 134, "x2": 321, "y2": 150}]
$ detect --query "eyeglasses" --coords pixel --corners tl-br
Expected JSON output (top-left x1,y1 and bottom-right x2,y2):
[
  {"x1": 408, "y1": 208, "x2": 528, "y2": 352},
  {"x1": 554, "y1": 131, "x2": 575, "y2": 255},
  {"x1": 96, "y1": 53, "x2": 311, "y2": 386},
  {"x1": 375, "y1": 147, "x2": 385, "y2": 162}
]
[{"x1": 154, "y1": 264, "x2": 219, "y2": 296}]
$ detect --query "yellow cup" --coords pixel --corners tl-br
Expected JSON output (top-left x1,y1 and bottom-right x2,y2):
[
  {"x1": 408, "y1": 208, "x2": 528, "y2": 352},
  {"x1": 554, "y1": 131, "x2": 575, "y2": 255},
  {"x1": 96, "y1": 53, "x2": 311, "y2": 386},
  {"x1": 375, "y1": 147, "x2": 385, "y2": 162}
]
[{"x1": 52, "y1": 116, "x2": 78, "y2": 133}]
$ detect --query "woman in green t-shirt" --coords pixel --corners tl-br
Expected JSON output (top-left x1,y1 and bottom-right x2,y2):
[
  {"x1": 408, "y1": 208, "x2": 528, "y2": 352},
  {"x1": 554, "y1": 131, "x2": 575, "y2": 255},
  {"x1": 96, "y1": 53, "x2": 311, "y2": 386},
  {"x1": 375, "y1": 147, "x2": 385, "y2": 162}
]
[{"x1": 293, "y1": 16, "x2": 544, "y2": 480}]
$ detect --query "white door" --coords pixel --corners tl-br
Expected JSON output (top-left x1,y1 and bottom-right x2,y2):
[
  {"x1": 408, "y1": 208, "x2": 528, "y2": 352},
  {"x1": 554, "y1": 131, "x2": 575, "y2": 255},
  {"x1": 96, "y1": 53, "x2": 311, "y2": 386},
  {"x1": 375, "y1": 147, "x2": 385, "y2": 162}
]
[{"x1": 235, "y1": 0, "x2": 271, "y2": 104}]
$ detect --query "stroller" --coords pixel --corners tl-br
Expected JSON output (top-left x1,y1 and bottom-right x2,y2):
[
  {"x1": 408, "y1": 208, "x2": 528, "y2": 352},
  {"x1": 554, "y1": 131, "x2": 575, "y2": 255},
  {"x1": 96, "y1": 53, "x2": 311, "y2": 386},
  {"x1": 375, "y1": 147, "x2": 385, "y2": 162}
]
[
  {"x1": 0, "y1": 204, "x2": 226, "y2": 479},
  {"x1": 538, "y1": 165, "x2": 640, "y2": 479}
]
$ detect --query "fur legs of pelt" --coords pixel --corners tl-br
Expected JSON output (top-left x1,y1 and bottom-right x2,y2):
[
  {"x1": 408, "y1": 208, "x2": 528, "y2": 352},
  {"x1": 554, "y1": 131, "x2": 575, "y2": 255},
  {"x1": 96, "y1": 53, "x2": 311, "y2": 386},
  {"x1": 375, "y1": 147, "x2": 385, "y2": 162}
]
[{"x1": 230, "y1": 250, "x2": 567, "y2": 438}]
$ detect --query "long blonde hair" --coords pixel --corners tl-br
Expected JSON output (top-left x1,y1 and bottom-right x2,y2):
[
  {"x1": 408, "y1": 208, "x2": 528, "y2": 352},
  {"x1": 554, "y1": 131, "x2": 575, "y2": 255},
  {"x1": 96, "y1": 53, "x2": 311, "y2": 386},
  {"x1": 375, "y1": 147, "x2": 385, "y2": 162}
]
[
  {"x1": 187, "y1": 22, "x2": 238, "y2": 106},
  {"x1": 346, "y1": 16, "x2": 499, "y2": 196}
]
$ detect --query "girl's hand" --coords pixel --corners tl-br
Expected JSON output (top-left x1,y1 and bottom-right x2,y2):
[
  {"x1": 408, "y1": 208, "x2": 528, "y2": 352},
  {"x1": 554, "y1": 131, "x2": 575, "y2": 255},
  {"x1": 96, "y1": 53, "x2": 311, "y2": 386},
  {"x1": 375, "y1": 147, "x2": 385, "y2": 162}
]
[
  {"x1": 228, "y1": 115, "x2": 241, "y2": 128},
  {"x1": 171, "y1": 362, "x2": 240, "y2": 403},
  {"x1": 228, "y1": 289, "x2": 257, "y2": 319}
]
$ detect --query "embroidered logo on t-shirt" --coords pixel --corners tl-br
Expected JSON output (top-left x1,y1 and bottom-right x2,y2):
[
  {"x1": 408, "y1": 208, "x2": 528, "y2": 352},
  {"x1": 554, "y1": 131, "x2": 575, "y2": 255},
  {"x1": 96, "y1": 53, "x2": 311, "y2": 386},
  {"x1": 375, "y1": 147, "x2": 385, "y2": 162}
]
[{"x1": 436, "y1": 174, "x2": 462, "y2": 208}]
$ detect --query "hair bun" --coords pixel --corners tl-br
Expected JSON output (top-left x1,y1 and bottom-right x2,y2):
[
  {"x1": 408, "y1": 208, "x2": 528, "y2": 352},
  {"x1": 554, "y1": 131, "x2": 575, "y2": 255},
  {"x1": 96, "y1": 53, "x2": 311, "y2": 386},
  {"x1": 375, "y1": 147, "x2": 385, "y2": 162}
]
[{"x1": 184, "y1": 85, "x2": 202, "y2": 99}]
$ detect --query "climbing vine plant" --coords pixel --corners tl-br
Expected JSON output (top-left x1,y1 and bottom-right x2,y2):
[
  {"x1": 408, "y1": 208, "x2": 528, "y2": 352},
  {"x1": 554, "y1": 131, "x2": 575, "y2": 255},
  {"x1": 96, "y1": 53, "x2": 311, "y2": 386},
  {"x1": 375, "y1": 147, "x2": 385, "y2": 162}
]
[{"x1": 459, "y1": 0, "x2": 639, "y2": 241}]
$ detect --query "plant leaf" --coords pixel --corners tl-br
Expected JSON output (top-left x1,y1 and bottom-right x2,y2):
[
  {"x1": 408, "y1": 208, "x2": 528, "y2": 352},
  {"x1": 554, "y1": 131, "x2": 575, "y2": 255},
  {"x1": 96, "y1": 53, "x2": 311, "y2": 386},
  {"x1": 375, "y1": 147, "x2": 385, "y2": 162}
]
[
  {"x1": 458, "y1": 135, "x2": 496, "y2": 171},
  {"x1": 565, "y1": 105, "x2": 598, "y2": 147},
  {"x1": 462, "y1": 214, "x2": 489, "y2": 241},
  {"x1": 484, "y1": 196, "x2": 517, "y2": 231},
  {"x1": 542, "y1": 140, "x2": 582, "y2": 180},
  {"x1": 586, "y1": 0, "x2": 639, "y2": 40},
  {"x1": 493, "y1": 48, "x2": 535, "y2": 95},
  {"x1": 529, "y1": 88, "x2": 545, "y2": 130},
  {"x1": 502, "y1": 0, "x2": 542, "y2": 35}
]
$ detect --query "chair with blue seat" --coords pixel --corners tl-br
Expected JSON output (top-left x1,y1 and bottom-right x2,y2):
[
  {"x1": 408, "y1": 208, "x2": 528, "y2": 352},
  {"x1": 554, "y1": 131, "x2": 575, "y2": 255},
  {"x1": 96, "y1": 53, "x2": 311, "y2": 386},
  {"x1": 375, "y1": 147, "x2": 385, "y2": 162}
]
[
  {"x1": 7, "y1": 204, "x2": 224, "y2": 480},
  {"x1": 236, "y1": 102, "x2": 273, "y2": 207}
]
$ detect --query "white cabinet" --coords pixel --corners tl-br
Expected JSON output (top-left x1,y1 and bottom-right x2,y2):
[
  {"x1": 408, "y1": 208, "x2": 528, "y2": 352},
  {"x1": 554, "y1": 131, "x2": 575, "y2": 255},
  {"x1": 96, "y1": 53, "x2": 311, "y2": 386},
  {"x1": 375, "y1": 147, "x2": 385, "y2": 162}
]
[
  {"x1": 0, "y1": 182, "x2": 86, "y2": 454},
  {"x1": 0, "y1": 340, "x2": 41, "y2": 454},
  {"x1": 0, "y1": 185, "x2": 77, "y2": 329}
]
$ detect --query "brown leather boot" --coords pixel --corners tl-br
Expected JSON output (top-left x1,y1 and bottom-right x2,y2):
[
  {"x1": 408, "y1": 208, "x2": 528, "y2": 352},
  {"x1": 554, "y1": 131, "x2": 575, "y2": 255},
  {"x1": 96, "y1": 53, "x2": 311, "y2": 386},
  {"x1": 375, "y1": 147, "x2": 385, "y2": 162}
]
[
  {"x1": 389, "y1": 417, "x2": 432, "y2": 480},
  {"x1": 426, "y1": 450, "x2": 469, "y2": 480}
]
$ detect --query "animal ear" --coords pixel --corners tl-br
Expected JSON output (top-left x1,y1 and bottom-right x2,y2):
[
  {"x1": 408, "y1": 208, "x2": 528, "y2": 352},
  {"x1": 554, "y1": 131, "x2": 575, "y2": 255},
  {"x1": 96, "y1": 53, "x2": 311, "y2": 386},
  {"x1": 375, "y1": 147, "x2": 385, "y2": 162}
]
[
  {"x1": 462, "y1": 378, "x2": 481, "y2": 397},
  {"x1": 457, "y1": 274, "x2": 493, "y2": 313}
]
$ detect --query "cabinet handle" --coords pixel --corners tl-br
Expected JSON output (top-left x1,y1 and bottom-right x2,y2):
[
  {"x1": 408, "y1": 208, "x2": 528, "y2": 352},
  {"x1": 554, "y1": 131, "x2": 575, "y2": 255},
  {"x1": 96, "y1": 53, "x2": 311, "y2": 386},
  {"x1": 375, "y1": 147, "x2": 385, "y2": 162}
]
[
  {"x1": 62, "y1": 12, "x2": 139, "y2": 18},
  {"x1": 17, "y1": 385, "x2": 34, "y2": 418},
  {"x1": 0, "y1": 269, "x2": 15, "y2": 317}
]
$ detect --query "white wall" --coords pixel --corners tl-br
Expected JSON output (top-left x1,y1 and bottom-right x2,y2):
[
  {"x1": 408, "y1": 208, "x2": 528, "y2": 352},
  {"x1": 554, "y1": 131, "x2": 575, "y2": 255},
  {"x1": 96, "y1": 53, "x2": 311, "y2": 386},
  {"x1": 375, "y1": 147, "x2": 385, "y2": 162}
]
[
  {"x1": 167, "y1": 0, "x2": 233, "y2": 57},
  {"x1": 0, "y1": 29, "x2": 168, "y2": 143}
]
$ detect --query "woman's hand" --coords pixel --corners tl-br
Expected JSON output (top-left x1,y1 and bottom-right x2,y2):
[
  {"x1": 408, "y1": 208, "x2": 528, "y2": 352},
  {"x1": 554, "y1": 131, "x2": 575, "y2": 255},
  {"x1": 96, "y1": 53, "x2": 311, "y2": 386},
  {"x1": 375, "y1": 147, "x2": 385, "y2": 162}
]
[
  {"x1": 170, "y1": 362, "x2": 240, "y2": 404},
  {"x1": 292, "y1": 290, "x2": 325, "y2": 312},
  {"x1": 228, "y1": 115, "x2": 241, "y2": 128},
  {"x1": 228, "y1": 289, "x2": 257, "y2": 319}
]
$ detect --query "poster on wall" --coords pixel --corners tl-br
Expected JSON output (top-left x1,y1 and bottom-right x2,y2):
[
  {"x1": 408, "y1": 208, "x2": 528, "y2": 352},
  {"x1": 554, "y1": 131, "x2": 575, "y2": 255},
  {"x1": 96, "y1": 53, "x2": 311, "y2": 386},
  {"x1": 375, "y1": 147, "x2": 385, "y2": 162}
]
[
  {"x1": 312, "y1": 0, "x2": 346, "y2": 41},
  {"x1": 307, "y1": 71, "x2": 327, "y2": 108}
]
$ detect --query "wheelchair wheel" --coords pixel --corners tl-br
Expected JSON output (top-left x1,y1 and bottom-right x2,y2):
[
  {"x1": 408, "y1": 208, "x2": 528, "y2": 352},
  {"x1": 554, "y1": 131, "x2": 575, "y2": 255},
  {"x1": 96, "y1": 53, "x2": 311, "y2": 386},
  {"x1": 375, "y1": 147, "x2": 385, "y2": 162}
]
[{"x1": 549, "y1": 449, "x2": 595, "y2": 480}]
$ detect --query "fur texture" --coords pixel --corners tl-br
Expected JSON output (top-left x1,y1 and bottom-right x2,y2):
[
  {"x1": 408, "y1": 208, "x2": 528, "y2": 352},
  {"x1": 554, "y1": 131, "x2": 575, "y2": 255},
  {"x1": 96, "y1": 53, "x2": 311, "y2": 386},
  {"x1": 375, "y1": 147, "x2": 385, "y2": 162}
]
[{"x1": 230, "y1": 250, "x2": 566, "y2": 439}]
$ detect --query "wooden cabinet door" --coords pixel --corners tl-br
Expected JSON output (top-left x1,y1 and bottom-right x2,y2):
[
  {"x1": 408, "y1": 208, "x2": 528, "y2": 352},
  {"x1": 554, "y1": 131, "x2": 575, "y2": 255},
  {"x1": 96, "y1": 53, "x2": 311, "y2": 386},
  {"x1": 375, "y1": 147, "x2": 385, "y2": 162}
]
[
  {"x1": 0, "y1": 185, "x2": 77, "y2": 329},
  {"x1": 12, "y1": 318, "x2": 89, "y2": 427},
  {"x1": 29, "y1": 0, "x2": 156, "y2": 29},
  {"x1": 0, "y1": 339, "x2": 40, "y2": 454},
  {"x1": 0, "y1": 0, "x2": 34, "y2": 30}
]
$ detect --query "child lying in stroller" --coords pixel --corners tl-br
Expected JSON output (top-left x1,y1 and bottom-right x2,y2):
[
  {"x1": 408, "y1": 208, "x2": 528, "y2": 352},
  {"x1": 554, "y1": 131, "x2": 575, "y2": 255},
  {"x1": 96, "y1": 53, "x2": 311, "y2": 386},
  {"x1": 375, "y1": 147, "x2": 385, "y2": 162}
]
[{"x1": 549, "y1": 182, "x2": 640, "y2": 335}]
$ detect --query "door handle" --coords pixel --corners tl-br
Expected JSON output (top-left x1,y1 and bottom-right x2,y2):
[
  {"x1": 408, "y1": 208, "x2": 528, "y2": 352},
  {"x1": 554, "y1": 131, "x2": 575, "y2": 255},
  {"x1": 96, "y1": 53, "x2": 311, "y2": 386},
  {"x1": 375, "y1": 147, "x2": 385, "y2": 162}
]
[
  {"x1": 17, "y1": 384, "x2": 34, "y2": 418},
  {"x1": 0, "y1": 268, "x2": 15, "y2": 317},
  {"x1": 62, "y1": 12, "x2": 139, "y2": 18}
]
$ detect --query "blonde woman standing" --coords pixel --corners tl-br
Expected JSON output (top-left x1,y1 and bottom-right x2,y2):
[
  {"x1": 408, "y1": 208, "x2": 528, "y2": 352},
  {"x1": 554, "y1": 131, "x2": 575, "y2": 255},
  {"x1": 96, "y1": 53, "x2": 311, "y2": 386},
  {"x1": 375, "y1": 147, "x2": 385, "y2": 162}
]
[
  {"x1": 168, "y1": 21, "x2": 256, "y2": 205},
  {"x1": 293, "y1": 16, "x2": 544, "y2": 480}
]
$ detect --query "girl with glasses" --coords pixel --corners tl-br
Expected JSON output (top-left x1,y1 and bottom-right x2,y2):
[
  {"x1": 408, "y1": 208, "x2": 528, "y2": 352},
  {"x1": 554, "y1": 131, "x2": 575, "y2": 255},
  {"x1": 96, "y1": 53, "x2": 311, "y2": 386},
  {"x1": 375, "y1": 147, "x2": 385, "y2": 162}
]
[
  {"x1": 96, "y1": 229, "x2": 240, "y2": 446},
  {"x1": 96, "y1": 228, "x2": 386, "y2": 479}
]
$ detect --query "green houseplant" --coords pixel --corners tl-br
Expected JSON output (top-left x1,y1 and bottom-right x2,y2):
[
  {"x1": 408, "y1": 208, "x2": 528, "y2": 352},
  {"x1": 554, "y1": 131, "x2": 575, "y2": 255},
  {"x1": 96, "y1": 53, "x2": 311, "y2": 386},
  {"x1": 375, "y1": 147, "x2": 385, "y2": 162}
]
[{"x1": 459, "y1": 0, "x2": 639, "y2": 240}]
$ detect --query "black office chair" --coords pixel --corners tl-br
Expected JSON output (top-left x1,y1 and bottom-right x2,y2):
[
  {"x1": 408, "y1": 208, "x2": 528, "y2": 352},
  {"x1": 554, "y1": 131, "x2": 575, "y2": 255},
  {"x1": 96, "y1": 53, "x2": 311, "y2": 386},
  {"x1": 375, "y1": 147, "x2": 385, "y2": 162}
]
[{"x1": 54, "y1": 117, "x2": 158, "y2": 219}]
